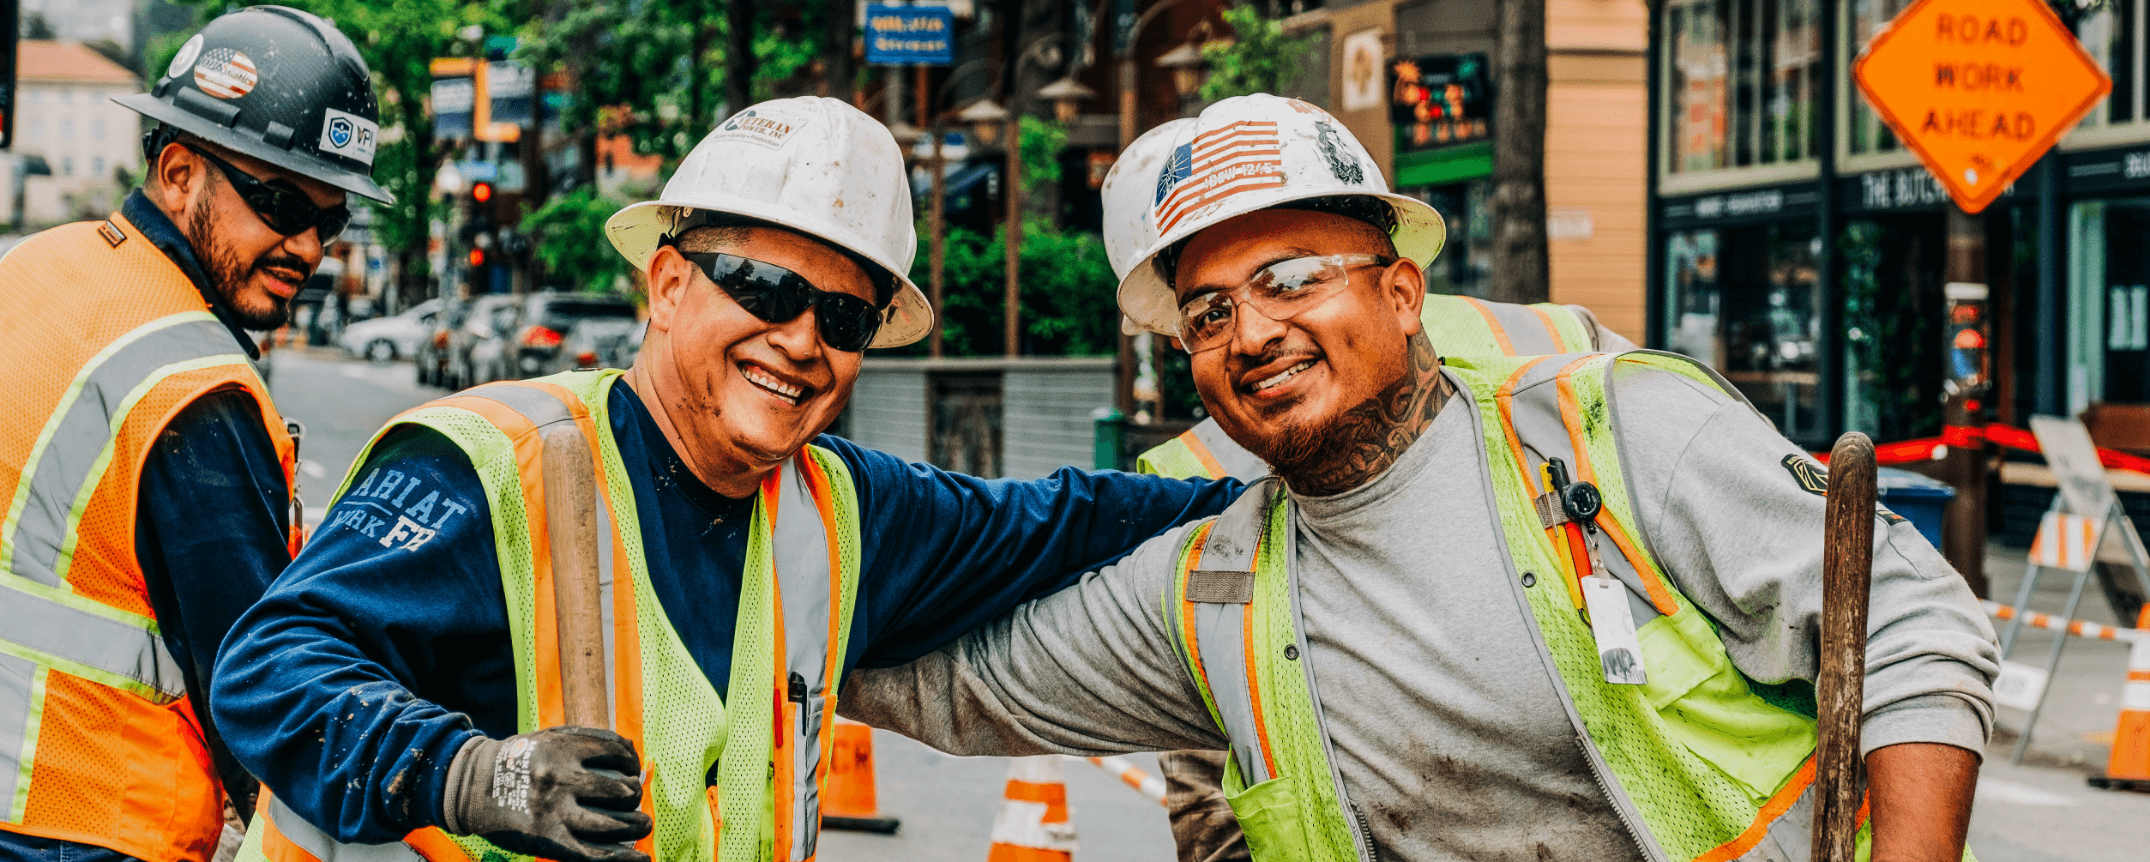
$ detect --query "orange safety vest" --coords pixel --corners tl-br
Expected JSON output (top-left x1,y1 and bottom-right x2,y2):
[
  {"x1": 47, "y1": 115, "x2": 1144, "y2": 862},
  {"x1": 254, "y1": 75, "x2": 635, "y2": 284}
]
[{"x1": 0, "y1": 213, "x2": 296, "y2": 861}]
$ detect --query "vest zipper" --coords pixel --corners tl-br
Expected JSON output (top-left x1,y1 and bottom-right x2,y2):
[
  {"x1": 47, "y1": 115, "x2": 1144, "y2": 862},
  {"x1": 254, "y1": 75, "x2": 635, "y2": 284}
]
[{"x1": 1279, "y1": 504, "x2": 1377, "y2": 862}]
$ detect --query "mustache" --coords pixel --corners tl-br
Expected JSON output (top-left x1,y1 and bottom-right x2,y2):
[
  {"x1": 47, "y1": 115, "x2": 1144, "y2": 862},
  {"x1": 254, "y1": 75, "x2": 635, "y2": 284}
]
[{"x1": 255, "y1": 253, "x2": 311, "y2": 279}]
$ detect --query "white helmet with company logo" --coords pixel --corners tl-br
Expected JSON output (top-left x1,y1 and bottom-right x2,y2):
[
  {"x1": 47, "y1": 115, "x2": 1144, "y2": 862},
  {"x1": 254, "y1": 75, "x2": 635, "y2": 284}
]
[
  {"x1": 606, "y1": 96, "x2": 932, "y2": 348},
  {"x1": 1114, "y1": 93, "x2": 1447, "y2": 337}
]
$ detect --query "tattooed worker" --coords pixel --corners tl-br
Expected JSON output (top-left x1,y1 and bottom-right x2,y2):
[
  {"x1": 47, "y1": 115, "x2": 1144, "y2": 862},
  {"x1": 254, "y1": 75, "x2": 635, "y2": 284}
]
[{"x1": 842, "y1": 94, "x2": 1999, "y2": 862}]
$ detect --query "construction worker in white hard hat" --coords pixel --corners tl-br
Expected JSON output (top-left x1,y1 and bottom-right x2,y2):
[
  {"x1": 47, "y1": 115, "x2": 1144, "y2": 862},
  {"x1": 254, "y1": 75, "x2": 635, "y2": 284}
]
[
  {"x1": 1102, "y1": 112, "x2": 1635, "y2": 862},
  {"x1": 842, "y1": 94, "x2": 1997, "y2": 862},
  {"x1": 208, "y1": 97, "x2": 1240, "y2": 862}
]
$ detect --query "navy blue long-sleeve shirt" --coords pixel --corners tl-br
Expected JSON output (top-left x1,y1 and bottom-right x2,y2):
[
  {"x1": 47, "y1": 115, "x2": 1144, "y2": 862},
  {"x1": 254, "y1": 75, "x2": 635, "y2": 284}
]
[
  {"x1": 0, "y1": 194, "x2": 293, "y2": 862},
  {"x1": 213, "y1": 378, "x2": 1238, "y2": 845}
]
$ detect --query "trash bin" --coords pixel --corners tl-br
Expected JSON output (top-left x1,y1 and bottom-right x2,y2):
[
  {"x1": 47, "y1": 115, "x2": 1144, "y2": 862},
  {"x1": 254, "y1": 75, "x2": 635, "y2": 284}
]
[{"x1": 1876, "y1": 467, "x2": 1955, "y2": 549}]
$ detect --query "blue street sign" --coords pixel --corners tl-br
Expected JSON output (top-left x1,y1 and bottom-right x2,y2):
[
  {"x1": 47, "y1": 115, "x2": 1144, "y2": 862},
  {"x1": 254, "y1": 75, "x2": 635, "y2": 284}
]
[{"x1": 864, "y1": 4, "x2": 954, "y2": 66}]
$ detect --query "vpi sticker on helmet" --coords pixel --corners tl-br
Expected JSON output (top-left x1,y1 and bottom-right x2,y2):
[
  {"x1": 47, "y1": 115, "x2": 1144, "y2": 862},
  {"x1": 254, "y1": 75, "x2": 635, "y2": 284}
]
[
  {"x1": 319, "y1": 108, "x2": 379, "y2": 166},
  {"x1": 710, "y1": 106, "x2": 810, "y2": 150},
  {"x1": 194, "y1": 48, "x2": 257, "y2": 99}
]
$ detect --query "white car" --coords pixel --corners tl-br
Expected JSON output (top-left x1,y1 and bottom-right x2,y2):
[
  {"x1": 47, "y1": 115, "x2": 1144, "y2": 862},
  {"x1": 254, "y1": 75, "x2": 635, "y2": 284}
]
[{"x1": 339, "y1": 298, "x2": 443, "y2": 362}]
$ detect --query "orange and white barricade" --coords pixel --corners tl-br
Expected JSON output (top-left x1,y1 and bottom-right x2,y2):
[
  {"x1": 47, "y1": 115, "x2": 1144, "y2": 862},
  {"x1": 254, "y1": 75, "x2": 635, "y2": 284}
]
[
  {"x1": 2029, "y1": 512, "x2": 2101, "y2": 571},
  {"x1": 987, "y1": 756, "x2": 1077, "y2": 861},
  {"x1": 1078, "y1": 755, "x2": 1167, "y2": 805},
  {"x1": 2092, "y1": 608, "x2": 2150, "y2": 791}
]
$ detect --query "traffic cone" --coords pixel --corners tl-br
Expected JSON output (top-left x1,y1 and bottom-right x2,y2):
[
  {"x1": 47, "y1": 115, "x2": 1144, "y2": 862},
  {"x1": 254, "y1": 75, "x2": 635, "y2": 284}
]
[
  {"x1": 987, "y1": 756, "x2": 1078, "y2": 861},
  {"x1": 820, "y1": 718, "x2": 901, "y2": 833},
  {"x1": 2091, "y1": 606, "x2": 2150, "y2": 791}
]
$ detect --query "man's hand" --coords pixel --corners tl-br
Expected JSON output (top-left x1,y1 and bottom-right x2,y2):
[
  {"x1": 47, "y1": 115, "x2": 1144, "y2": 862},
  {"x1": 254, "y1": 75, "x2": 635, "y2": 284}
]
[
  {"x1": 1866, "y1": 742, "x2": 1978, "y2": 862},
  {"x1": 442, "y1": 726, "x2": 653, "y2": 862}
]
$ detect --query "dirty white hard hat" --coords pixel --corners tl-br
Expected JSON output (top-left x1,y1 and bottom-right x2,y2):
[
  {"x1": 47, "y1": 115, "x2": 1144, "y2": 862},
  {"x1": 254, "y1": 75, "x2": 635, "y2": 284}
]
[
  {"x1": 606, "y1": 96, "x2": 931, "y2": 348},
  {"x1": 1114, "y1": 93, "x2": 1447, "y2": 338},
  {"x1": 1102, "y1": 118, "x2": 1196, "y2": 281}
]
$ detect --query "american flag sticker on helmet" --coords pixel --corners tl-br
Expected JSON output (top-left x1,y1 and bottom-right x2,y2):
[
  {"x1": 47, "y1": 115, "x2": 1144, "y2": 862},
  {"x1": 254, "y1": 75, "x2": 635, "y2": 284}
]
[
  {"x1": 194, "y1": 49, "x2": 258, "y2": 100},
  {"x1": 1151, "y1": 121, "x2": 1285, "y2": 234}
]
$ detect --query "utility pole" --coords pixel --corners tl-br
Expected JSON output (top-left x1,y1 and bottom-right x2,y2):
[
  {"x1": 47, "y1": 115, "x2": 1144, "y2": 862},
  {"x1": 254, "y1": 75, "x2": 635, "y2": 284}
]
[
  {"x1": 1490, "y1": 0, "x2": 1549, "y2": 304},
  {"x1": 826, "y1": 0, "x2": 856, "y2": 103},
  {"x1": 1943, "y1": 204, "x2": 1991, "y2": 597}
]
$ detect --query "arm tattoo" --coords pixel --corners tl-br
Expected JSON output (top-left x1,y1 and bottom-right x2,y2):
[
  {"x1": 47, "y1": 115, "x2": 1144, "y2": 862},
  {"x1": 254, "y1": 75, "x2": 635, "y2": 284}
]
[{"x1": 1276, "y1": 332, "x2": 1451, "y2": 497}]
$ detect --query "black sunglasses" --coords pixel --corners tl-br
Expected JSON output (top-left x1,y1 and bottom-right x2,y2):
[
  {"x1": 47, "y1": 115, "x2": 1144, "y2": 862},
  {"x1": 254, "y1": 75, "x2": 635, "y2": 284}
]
[
  {"x1": 184, "y1": 144, "x2": 350, "y2": 241},
  {"x1": 677, "y1": 251, "x2": 885, "y2": 352}
]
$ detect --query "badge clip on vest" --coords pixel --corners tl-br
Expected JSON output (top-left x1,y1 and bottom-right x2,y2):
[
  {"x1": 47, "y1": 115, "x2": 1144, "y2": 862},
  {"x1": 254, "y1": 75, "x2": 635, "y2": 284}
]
[
  {"x1": 238, "y1": 370, "x2": 862, "y2": 862},
  {"x1": 0, "y1": 214, "x2": 295, "y2": 862},
  {"x1": 1169, "y1": 351, "x2": 1885, "y2": 862}
]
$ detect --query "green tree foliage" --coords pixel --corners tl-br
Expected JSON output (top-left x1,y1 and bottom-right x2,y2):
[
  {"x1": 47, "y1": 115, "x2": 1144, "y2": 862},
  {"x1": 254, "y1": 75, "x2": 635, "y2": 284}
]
[
  {"x1": 1200, "y1": 5, "x2": 1321, "y2": 101},
  {"x1": 520, "y1": 188, "x2": 630, "y2": 295},
  {"x1": 1018, "y1": 116, "x2": 1066, "y2": 195},
  {"x1": 907, "y1": 220, "x2": 1118, "y2": 357}
]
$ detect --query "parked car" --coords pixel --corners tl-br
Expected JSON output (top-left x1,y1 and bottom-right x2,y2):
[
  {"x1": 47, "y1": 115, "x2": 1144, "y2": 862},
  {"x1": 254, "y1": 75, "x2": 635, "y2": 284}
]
[
  {"x1": 511, "y1": 292, "x2": 639, "y2": 378},
  {"x1": 337, "y1": 298, "x2": 442, "y2": 362},
  {"x1": 446, "y1": 294, "x2": 522, "y2": 389},
  {"x1": 415, "y1": 297, "x2": 470, "y2": 387},
  {"x1": 542, "y1": 317, "x2": 643, "y2": 375}
]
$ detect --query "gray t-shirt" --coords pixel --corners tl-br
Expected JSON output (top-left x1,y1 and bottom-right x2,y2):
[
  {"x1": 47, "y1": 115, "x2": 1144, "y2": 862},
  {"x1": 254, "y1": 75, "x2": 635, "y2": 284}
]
[{"x1": 841, "y1": 365, "x2": 1998, "y2": 862}]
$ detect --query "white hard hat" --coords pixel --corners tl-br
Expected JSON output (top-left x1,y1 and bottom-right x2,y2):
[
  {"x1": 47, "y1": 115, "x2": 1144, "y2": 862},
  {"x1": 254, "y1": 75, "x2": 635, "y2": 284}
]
[
  {"x1": 1101, "y1": 118, "x2": 1196, "y2": 281},
  {"x1": 1114, "y1": 94, "x2": 1447, "y2": 337},
  {"x1": 606, "y1": 96, "x2": 932, "y2": 349}
]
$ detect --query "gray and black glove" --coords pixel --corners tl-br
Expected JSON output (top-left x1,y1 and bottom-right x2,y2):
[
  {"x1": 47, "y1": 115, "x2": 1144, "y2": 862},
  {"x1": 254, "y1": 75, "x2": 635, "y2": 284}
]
[{"x1": 441, "y1": 726, "x2": 652, "y2": 862}]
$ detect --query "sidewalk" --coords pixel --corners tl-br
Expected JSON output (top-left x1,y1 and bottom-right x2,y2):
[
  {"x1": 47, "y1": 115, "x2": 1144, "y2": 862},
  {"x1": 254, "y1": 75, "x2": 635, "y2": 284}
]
[{"x1": 1969, "y1": 543, "x2": 2150, "y2": 862}]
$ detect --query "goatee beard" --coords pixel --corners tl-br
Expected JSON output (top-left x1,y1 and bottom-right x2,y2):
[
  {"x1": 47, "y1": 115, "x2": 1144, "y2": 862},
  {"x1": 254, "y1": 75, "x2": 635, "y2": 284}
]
[
  {"x1": 1244, "y1": 331, "x2": 1448, "y2": 497},
  {"x1": 186, "y1": 198, "x2": 296, "y2": 331}
]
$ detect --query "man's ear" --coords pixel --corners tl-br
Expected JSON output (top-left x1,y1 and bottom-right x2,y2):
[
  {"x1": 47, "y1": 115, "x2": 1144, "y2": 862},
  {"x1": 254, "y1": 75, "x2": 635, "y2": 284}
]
[
  {"x1": 1382, "y1": 257, "x2": 1428, "y2": 337},
  {"x1": 644, "y1": 246, "x2": 693, "y2": 334},
  {"x1": 150, "y1": 142, "x2": 203, "y2": 215}
]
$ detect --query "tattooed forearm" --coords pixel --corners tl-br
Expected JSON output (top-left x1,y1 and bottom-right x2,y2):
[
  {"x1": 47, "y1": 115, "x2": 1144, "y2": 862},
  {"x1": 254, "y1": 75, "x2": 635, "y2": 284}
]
[{"x1": 1271, "y1": 332, "x2": 1450, "y2": 496}]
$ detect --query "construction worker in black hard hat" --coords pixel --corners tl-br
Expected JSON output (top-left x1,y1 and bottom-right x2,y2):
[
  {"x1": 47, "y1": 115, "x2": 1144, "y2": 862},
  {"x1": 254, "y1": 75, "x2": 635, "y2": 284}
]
[{"x1": 0, "y1": 7, "x2": 390, "y2": 861}]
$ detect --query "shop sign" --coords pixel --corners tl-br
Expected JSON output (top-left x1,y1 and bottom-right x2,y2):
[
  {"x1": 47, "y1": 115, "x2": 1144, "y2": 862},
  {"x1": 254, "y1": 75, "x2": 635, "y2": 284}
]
[
  {"x1": 1389, "y1": 53, "x2": 1491, "y2": 152},
  {"x1": 865, "y1": 5, "x2": 955, "y2": 66},
  {"x1": 1841, "y1": 164, "x2": 2022, "y2": 212},
  {"x1": 1852, "y1": 0, "x2": 2111, "y2": 213},
  {"x1": 1659, "y1": 183, "x2": 1820, "y2": 227},
  {"x1": 2064, "y1": 145, "x2": 2150, "y2": 193}
]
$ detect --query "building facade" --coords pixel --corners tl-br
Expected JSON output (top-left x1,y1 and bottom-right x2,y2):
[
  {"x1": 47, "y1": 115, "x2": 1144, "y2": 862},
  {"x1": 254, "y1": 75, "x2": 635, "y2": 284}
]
[
  {"x1": 1647, "y1": 0, "x2": 2150, "y2": 450},
  {"x1": 1, "y1": 41, "x2": 142, "y2": 229}
]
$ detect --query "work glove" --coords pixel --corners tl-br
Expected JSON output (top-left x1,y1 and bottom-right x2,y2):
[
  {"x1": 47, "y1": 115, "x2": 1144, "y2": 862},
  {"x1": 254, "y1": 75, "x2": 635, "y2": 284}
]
[{"x1": 441, "y1": 726, "x2": 653, "y2": 862}]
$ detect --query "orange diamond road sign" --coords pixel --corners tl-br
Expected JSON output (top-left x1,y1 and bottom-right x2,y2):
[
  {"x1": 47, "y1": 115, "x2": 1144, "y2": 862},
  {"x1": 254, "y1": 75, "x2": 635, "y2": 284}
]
[{"x1": 1853, "y1": 0, "x2": 2111, "y2": 213}]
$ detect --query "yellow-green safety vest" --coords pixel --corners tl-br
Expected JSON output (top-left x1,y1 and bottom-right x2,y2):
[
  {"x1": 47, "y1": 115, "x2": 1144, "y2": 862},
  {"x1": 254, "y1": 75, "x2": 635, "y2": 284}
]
[
  {"x1": 1163, "y1": 351, "x2": 1888, "y2": 862},
  {"x1": 236, "y1": 370, "x2": 861, "y2": 862},
  {"x1": 1136, "y1": 295, "x2": 1608, "y2": 481}
]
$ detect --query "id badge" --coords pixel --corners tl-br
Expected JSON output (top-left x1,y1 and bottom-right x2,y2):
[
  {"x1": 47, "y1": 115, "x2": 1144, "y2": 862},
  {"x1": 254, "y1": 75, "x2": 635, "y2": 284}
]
[{"x1": 1582, "y1": 575, "x2": 1648, "y2": 686}]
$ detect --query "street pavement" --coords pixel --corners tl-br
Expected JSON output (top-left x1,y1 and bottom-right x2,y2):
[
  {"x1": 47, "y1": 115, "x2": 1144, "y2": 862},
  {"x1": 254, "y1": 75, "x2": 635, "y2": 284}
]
[{"x1": 267, "y1": 348, "x2": 2150, "y2": 860}]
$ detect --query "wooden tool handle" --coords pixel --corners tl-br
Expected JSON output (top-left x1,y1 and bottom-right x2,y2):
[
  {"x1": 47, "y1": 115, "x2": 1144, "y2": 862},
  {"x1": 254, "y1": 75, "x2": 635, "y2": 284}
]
[
  {"x1": 1814, "y1": 432, "x2": 1877, "y2": 862},
  {"x1": 542, "y1": 424, "x2": 609, "y2": 730}
]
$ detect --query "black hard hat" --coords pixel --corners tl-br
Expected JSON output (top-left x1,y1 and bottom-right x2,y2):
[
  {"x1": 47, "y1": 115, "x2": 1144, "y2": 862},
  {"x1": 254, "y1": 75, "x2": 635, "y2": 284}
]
[{"x1": 115, "y1": 6, "x2": 393, "y2": 203}]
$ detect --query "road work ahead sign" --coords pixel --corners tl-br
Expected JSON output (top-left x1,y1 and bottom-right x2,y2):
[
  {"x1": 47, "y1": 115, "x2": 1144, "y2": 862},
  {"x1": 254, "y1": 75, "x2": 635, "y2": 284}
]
[{"x1": 1853, "y1": 0, "x2": 2110, "y2": 213}]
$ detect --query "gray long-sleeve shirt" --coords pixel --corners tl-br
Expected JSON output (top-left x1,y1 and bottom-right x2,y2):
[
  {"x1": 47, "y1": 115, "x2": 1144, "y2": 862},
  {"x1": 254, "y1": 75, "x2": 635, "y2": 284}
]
[{"x1": 841, "y1": 364, "x2": 1999, "y2": 862}]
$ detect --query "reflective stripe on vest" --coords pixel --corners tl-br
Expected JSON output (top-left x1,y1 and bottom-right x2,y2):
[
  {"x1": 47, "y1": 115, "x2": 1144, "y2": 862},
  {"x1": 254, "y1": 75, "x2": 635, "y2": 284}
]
[
  {"x1": 242, "y1": 372, "x2": 860, "y2": 862},
  {"x1": 1137, "y1": 298, "x2": 1603, "y2": 482},
  {"x1": 1171, "y1": 351, "x2": 1875, "y2": 862}
]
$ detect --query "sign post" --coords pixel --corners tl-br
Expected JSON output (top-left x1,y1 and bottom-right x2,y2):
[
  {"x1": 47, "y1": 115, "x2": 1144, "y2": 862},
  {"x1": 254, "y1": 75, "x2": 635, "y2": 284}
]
[{"x1": 1852, "y1": 0, "x2": 2111, "y2": 213}]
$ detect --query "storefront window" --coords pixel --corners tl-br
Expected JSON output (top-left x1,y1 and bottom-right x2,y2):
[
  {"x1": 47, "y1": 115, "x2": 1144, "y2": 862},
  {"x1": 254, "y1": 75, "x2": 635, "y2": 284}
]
[
  {"x1": 2070, "y1": 199, "x2": 2150, "y2": 411},
  {"x1": 1411, "y1": 180, "x2": 1493, "y2": 296},
  {"x1": 1840, "y1": 217, "x2": 1947, "y2": 441},
  {"x1": 2075, "y1": 0, "x2": 2142, "y2": 129},
  {"x1": 1666, "y1": 0, "x2": 1822, "y2": 174},
  {"x1": 1847, "y1": 0, "x2": 1914, "y2": 156},
  {"x1": 1662, "y1": 223, "x2": 1824, "y2": 441}
]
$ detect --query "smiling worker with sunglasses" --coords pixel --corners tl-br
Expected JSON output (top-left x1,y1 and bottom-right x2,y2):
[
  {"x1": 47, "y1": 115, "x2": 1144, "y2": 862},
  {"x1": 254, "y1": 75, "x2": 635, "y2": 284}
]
[
  {"x1": 0, "y1": 8, "x2": 391, "y2": 862},
  {"x1": 209, "y1": 96, "x2": 1242, "y2": 862}
]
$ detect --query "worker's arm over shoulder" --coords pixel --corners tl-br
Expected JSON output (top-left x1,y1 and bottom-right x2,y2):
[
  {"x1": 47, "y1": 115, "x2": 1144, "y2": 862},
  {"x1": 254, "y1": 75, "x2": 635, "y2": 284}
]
[
  {"x1": 839, "y1": 520, "x2": 1225, "y2": 756},
  {"x1": 1613, "y1": 366, "x2": 1999, "y2": 756},
  {"x1": 826, "y1": 434, "x2": 1241, "y2": 666},
  {"x1": 213, "y1": 427, "x2": 507, "y2": 844}
]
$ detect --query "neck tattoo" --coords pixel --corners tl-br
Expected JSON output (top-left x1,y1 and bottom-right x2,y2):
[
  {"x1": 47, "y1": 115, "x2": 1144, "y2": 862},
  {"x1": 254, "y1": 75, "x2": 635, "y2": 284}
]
[{"x1": 1273, "y1": 332, "x2": 1451, "y2": 497}]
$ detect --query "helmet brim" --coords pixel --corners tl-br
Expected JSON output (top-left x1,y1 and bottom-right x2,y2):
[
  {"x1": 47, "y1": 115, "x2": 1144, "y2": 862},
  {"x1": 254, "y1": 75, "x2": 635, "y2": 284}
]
[
  {"x1": 117, "y1": 93, "x2": 396, "y2": 205},
  {"x1": 606, "y1": 198, "x2": 933, "y2": 350},
  {"x1": 1115, "y1": 191, "x2": 1447, "y2": 337}
]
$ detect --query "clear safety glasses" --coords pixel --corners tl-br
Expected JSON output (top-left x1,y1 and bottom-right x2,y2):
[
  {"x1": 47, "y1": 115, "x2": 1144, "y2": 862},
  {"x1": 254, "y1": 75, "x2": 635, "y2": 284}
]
[{"x1": 1173, "y1": 254, "x2": 1396, "y2": 354}]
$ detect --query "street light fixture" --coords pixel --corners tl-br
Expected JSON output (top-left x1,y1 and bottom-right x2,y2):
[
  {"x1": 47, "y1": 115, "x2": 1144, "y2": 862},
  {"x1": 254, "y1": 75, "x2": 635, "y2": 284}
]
[
  {"x1": 885, "y1": 121, "x2": 925, "y2": 150},
  {"x1": 1156, "y1": 39, "x2": 1209, "y2": 100},
  {"x1": 957, "y1": 98, "x2": 1010, "y2": 146},
  {"x1": 1037, "y1": 75, "x2": 1099, "y2": 124}
]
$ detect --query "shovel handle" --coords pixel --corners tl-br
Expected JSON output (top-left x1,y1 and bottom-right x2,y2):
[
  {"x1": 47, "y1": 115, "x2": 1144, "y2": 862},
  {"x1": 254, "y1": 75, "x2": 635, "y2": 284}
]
[
  {"x1": 1814, "y1": 432, "x2": 1877, "y2": 862},
  {"x1": 542, "y1": 424, "x2": 609, "y2": 730}
]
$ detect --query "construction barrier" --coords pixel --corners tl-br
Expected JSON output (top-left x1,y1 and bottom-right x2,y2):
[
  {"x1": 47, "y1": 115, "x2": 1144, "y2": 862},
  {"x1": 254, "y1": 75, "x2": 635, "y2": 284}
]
[
  {"x1": 1076, "y1": 755, "x2": 1168, "y2": 806},
  {"x1": 2091, "y1": 610, "x2": 2150, "y2": 792},
  {"x1": 1983, "y1": 600, "x2": 2148, "y2": 643},
  {"x1": 821, "y1": 718, "x2": 901, "y2": 833},
  {"x1": 987, "y1": 756, "x2": 1077, "y2": 861}
]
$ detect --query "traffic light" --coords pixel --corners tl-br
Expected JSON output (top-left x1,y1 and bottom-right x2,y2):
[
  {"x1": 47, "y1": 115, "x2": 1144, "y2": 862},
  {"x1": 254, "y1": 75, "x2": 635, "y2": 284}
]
[{"x1": 471, "y1": 181, "x2": 494, "y2": 203}]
